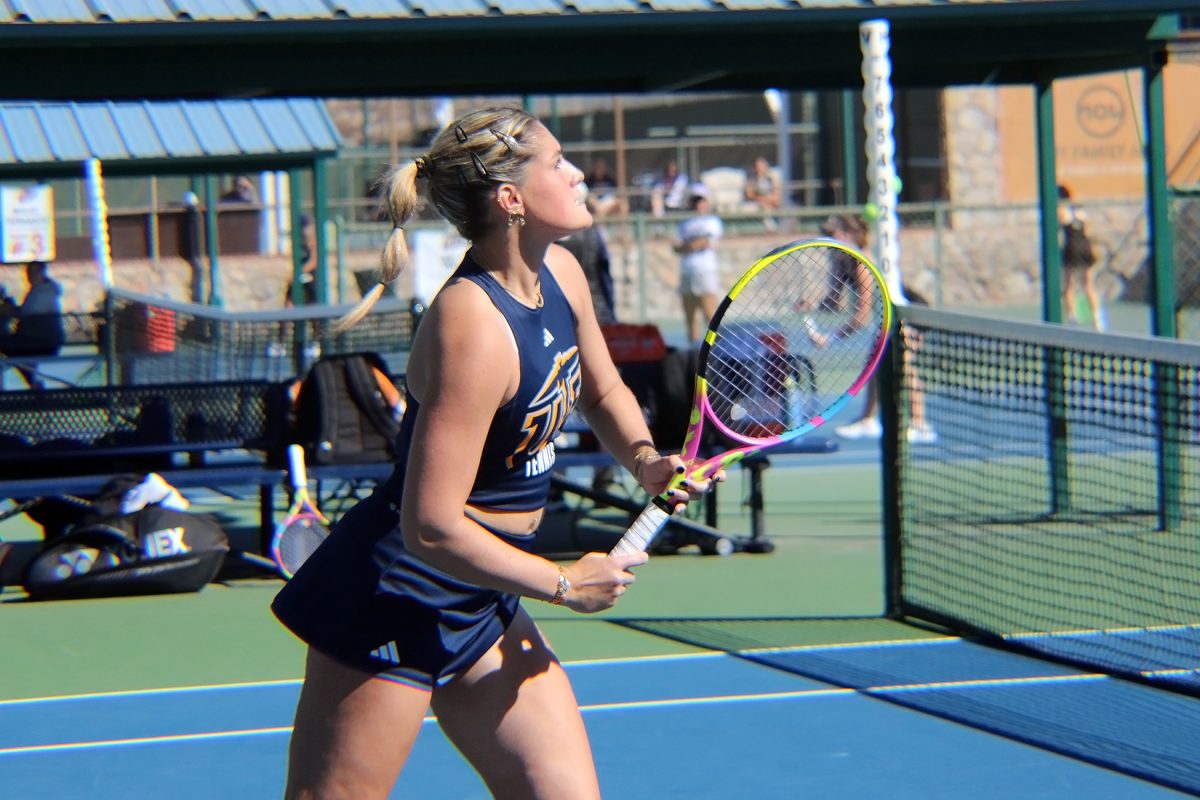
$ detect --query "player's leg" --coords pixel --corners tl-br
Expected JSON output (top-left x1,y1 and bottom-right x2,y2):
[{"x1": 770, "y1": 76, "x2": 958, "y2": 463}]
[
  {"x1": 689, "y1": 269, "x2": 720, "y2": 343},
  {"x1": 698, "y1": 290, "x2": 719, "y2": 329},
  {"x1": 284, "y1": 647, "x2": 432, "y2": 800},
  {"x1": 1081, "y1": 266, "x2": 1107, "y2": 330},
  {"x1": 1062, "y1": 268, "x2": 1081, "y2": 323},
  {"x1": 681, "y1": 291, "x2": 702, "y2": 343},
  {"x1": 432, "y1": 607, "x2": 601, "y2": 800}
]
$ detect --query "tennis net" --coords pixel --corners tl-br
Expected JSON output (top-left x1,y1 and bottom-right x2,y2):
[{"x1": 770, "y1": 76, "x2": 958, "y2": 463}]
[
  {"x1": 103, "y1": 288, "x2": 419, "y2": 384},
  {"x1": 886, "y1": 306, "x2": 1200, "y2": 696}
]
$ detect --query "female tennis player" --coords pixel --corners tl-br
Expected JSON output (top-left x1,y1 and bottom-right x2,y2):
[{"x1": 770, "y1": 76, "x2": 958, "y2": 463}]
[{"x1": 272, "y1": 107, "x2": 719, "y2": 800}]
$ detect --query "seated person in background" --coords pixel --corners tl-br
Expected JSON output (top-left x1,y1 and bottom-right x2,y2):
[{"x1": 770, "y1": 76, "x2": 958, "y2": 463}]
[
  {"x1": 651, "y1": 161, "x2": 690, "y2": 218},
  {"x1": 220, "y1": 175, "x2": 258, "y2": 204},
  {"x1": 744, "y1": 157, "x2": 782, "y2": 223},
  {"x1": 584, "y1": 158, "x2": 622, "y2": 217},
  {"x1": 285, "y1": 214, "x2": 319, "y2": 306},
  {"x1": 0, "y1": 261, "x2": 65, "y2": 390}
]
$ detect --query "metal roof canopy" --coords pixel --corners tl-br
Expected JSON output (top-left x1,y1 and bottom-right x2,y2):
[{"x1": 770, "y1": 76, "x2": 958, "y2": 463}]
[
  {"x1": 0, "y1": 98, "x2": 340, "y2": 179},
  {"x1": 0, "y1": 1, "x2": 1196, "y2": 99},
  {"x1": 0, "y1": 96, "x2": 342, "y2": 305}
]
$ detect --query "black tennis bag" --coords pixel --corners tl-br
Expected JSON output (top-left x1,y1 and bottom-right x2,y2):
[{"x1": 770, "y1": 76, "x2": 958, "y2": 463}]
[
  {"x1": 290, "y1": 352, "x2": 403, "y2": 465},
  {"x1": 23, "y1": 504, "x2": 229, "y2": 601}
]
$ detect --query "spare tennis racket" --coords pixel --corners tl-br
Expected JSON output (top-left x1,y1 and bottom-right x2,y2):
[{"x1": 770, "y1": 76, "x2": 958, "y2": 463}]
[
  {"x1": 271, "y1": 444, "x2": 330, "y2": 579},
  {"x1": 611, "y1": 238, "x2": 893, "y2": 555}
]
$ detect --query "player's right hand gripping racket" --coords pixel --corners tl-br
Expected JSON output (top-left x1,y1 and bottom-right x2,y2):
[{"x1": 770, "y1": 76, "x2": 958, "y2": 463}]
[
  {"x1": 610, "y1": 238, "x2": 893, "y2": 555},
  {"x1": 271, "y1": 444, "x2": 330, "y2": 579}
]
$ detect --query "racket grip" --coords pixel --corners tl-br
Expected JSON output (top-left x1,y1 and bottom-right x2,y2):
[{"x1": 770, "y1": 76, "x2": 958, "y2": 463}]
[
  {"x1": 610, "y1": 501, "x2": 671, "y2": 555},
  {"x1": 287, "y1": 444, "x2": 308, "y2": 489}
]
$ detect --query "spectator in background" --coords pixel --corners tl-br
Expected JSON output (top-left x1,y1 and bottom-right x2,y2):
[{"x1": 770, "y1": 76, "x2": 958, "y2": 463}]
[
  {"x1": 559, "y1": 195, "x2": 616, "y2": 325},
  {"x1": 651, "y1": 161, "x2": 690, "y2": 218},
  {"x1": 832, "y1": 286, "x2": 937, "y2": 444},
  {"x1": 820, "y1": 214, "x2": 936, "y2": 444},
  {"x1": 819, "y1": 213, "x2": 870, "y2": 313},
  {"x1": 285, "y1": 213, "x2": 319, "y2": 306},
  {"x1": 744, "y1": 156, "x2": 782, "y2": 229},
  {"x1": 584, "y1": 158, "x2": 621, "y2": 218},
  {"x1": 220, "y1": 175, "x2": 258, "y2": 204},
  {"x1": 0, "y1": 261, "x2": 65, "y2": 391},
  {"x1": 674, "y1": 185, "x2": 723, "y2": 345},
  {"x1": 1057, "y1": 184, "x2": 1106, "y2": 330}
]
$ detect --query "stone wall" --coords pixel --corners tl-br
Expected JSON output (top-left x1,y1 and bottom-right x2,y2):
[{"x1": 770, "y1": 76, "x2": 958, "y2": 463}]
[{"x1": 5, "y1": 204, "x2": 1149, "y2": 319}]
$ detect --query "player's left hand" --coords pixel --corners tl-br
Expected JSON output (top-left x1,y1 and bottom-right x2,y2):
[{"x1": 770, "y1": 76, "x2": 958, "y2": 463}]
[{"x1": 638, "y1": 453, "x2": 725, "y2": 514}]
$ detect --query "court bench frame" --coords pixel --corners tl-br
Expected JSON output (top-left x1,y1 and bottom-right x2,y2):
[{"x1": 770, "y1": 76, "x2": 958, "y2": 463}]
[{"x1": 0, "y1": 377, "x2": 779, "y2": 584}]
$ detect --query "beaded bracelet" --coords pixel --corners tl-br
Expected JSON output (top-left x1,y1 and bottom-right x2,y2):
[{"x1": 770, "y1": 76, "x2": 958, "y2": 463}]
[
  {"x1": 550, "y1": 565, "x2": 570, "y2": 605},
  {"x1": 631, "y1": 445, "x2": 659, "y2": 484}
]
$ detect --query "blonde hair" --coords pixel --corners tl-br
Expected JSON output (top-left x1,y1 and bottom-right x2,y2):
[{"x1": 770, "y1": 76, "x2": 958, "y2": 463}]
[{"x1": 333, "y1": 107, "x2": 541, "y2": 332}]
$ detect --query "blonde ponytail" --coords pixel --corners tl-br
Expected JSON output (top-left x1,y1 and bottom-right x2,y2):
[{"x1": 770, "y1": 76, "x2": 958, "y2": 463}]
[{"x1": 331, "y1": 161, "x2": 419, "y2": 333}]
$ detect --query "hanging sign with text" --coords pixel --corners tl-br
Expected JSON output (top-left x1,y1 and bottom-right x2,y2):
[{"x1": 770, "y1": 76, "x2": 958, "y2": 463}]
[{"x1": 1, "y1": 184, "x2": 55, "y2": 263}]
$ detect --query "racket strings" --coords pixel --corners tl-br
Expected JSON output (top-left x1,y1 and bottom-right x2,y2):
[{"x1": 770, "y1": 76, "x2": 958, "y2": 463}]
[
  {"x1": 277, "y1": 514, "x2": 328, "y2": 576},
  {"x1": 702, "y1": 246, "x2": 887, "y2": 437}
]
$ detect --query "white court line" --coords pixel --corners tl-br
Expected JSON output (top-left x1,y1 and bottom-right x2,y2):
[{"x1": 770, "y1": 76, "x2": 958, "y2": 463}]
[
  {"x1": 0, "y1": 678, "x2": 304, "y2": 708},
  {"x1": 0, "y1": 650, "x2": 750, "y2": 708},
  {"x1": 0, "y1": 670, "x2": 1119, "y2": 759},
  {"x1": 0, "y1": 642, "x2": 957, "y2": 707}
]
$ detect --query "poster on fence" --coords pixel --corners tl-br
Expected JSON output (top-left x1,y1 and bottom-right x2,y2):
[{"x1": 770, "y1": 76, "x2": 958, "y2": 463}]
[{"x1": 1, "y1": 184, "x2": 55, "y2": 263}]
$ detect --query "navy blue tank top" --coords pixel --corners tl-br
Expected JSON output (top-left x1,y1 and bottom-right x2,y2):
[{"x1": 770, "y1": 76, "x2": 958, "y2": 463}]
[{"x1": 386, "y1": 252, "x2": 580, "y2": 512}]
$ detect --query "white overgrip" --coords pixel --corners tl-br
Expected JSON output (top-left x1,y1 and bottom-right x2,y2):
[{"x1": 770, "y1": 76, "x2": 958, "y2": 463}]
[{"x1": 610, "y1": 502, "x2": 672, "y2": 555}]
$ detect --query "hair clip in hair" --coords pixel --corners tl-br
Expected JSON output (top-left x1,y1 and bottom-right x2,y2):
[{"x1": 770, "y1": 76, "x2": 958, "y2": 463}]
[
  {"x1": 413, "y1": 156, "x2": 429, "y2": 178},
  {"x1": 470, "y1": 152, "x2": 490, "y2": 180},
  {"x1": 454, "y1": 125, "x2": 469, "y2": 143},
  {"x1": 489, "y1": 128, "x2": 518, "y2": 153}
]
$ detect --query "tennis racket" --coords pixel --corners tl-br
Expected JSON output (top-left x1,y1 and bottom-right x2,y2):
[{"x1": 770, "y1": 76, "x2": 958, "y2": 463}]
[
  {"x1": 610, "y1": 238, "x2": 893, "y2": 555},
  {"x1": 271, "y1": 444, "x2": 330, "y2": 579}
]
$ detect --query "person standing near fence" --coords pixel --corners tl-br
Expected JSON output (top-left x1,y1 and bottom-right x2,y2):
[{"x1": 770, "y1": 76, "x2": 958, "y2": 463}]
[
  {"x1": 744, "y1": 156, "x2": 782, "y2": 230},
  {"x1": 820, "y1": 214, "x2": 937, "y2": 444},
  {"x1": 1057, "y1": 185, "x2": 1106, "y2": 330},
  {"x1": 285, "y1": 213, "x2": 319, "y2": 307},
  {"x1": 674, "y1": 184, "x2": 724, "y2": 345},
  {"x1": 271, "y1": 106, "x2": 719, "y2": 800},
  {"x1": 0, "y1": 261, "x2": 65, "y2": 391},
  {"x1": 559, "y1": 194, "x2": 617, "y2": 325}
]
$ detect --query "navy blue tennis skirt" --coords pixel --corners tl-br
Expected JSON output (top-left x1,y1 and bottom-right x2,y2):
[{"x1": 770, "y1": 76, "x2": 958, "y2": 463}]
[{"x1": 271, "y1": 490, "x2": 536, "y2": 689}]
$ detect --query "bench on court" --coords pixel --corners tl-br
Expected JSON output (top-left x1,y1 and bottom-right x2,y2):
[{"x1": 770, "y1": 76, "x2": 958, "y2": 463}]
[{"x1": 0, "y1": 370, "x2": 821, "y2": 585}]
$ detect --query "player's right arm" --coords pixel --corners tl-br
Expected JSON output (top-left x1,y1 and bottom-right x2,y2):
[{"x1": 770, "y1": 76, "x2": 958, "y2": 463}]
[{"x1": 399, "y1": 276, "x2": 643, "y2": 612}]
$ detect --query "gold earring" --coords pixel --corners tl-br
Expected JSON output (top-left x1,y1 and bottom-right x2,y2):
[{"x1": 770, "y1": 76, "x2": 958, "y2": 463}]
[{"x1": 508, "y1": 213, "x2": 526, "y2": 228}]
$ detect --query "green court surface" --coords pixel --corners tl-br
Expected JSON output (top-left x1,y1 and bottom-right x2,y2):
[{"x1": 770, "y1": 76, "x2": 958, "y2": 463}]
[{"x1": 0, "y1": 452, "x2": 895, "y2": 701}]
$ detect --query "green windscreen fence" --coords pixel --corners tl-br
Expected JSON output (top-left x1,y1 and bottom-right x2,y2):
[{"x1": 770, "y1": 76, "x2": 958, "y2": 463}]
[{"x1": 886, "y1": 305, "x2": 1200, "y2": 696}]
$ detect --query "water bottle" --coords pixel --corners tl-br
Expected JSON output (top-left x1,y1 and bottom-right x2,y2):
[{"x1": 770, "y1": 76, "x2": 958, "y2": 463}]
[{"x1": 785, "y1": 373, "x2": 805, "y2": 429}]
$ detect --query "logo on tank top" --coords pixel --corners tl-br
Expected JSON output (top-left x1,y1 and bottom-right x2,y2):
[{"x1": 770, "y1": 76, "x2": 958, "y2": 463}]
[{"x1": 507, "y1": 345, "x2": 581, "y2": 476}]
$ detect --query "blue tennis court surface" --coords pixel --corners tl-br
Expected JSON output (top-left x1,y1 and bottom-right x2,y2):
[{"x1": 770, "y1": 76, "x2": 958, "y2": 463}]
[{"x1": 1, "y1": 638, "x2": 1195, "y2": 799}]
